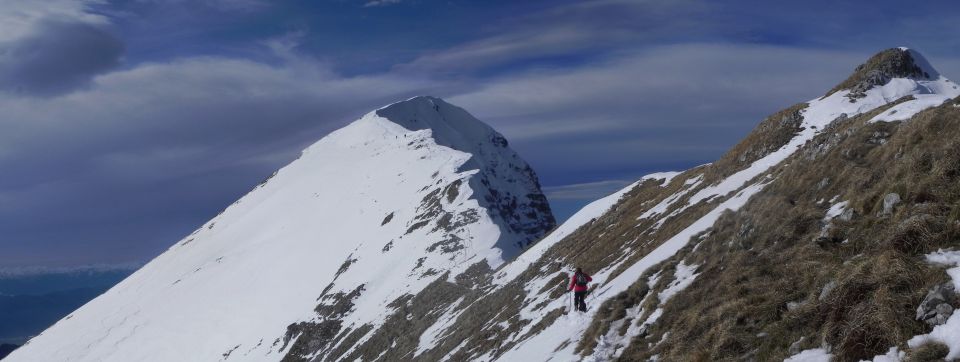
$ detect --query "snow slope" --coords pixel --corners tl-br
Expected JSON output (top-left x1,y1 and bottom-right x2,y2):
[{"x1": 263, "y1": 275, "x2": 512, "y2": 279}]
[{"x1": 7, "y1": 96, "x2": 554, "y2": 362}]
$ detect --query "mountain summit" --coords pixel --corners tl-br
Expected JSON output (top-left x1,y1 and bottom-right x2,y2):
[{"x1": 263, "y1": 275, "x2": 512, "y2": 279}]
[
  {"x1": 829, "y1": 47, "x2": 950, "y2": 99},
  {"x1": 373, "y1": 96, "x2": 555, "y2": 254}
]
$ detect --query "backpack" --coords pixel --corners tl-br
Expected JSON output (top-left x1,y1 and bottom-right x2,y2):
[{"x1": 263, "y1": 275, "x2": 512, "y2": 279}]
[{"x1": 575, "y1": 272, "x2": 588, "y2": 286}]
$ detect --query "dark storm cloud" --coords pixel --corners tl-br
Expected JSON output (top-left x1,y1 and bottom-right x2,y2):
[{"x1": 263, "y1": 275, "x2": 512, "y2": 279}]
[{"x1": 0, "y1": 20, "x2": 124, "y2": 96}]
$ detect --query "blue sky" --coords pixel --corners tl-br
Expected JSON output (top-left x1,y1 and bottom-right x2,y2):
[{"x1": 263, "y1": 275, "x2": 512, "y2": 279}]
[{"x1": 2, "y1": 0, "x2": 959, "y2": 268}]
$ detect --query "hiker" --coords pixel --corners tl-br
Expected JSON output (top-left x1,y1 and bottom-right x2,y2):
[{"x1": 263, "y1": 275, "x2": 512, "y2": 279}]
[{"x1": 568, "y1": 267, "x2": 592, "y2": 312}]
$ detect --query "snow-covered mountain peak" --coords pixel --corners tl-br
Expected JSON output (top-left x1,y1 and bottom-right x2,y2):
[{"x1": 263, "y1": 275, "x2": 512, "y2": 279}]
[
  {"x1": 7, "y1": 96, "x2": 554, "y2": 362},
  {"x1": 364, "y1": 95, "x2": 557, "y2": 258},
  {"x1": 810, "y1": 48, "x2": 959, "y2": 125},
  {"x1": 373, "y1": 96, "x2": 508, "y2": 157}
]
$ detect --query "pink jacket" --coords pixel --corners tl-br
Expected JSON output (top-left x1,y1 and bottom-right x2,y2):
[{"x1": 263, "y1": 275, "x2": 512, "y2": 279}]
[{"x1": 569, "y1": 272, "x2": 592, "y2": 292}]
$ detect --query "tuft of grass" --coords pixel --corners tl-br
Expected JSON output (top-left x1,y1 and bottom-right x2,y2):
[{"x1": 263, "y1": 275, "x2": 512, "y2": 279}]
[
  {"x1": 820, "y1": 251, "x2": 927, "y2": 360},
  {"x1": 885, "y1": 215, "x2": 942, "y2": 254},
  {"x1": 905, "y1": 341, "x2": 950, "y2": 362}
]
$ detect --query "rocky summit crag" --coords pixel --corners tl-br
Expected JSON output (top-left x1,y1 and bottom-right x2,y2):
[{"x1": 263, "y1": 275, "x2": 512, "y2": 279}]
[{"x1": 9, "y1": 48, "x2": 960, "y2": 362}]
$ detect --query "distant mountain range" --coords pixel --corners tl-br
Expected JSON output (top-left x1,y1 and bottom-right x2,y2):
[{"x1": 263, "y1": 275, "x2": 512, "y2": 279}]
[
  {"x1": 0, "y1": 344, "x2": 19, "y2": 360},
  {"x1": 0, "y1": 268, "x2": 134, "y2": 345}
]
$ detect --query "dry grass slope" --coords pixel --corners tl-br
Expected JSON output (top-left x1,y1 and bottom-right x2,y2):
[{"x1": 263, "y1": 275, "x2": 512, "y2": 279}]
[{"x1": 617, "y1": 97, "x2": 960, "y2": 361}]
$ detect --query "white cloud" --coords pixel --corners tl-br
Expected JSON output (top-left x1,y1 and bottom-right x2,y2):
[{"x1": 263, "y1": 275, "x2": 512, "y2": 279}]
[
  {"x1": 134, "y1": 0, "x2": 269, "y2": 12},
  {"x1": 0, "y1": 0, "x2": 122, "y2": 95},
  {"x1": 448, "y1": 43, "x2": 872, "y2": 141},
  {"x1": 0, "y1": 0, "x2": 107, "y2": 43},
  {"x1": 398, "y1": 25, "x2": 619, "y2": 73},
  {"x1": 396, "y1": 0, "x2": 709, "y2": 74},
  {"x1": 364, "y1": 0, "x2": 402, "y2": 8}
]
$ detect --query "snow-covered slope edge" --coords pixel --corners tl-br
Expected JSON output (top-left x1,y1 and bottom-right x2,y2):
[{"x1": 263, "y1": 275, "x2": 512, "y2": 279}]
[{"x1": 7, "y1": 96, "x2": 555, "y2": 362}]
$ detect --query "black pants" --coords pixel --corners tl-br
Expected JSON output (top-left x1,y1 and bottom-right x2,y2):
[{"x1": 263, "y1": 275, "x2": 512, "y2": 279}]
[{"x1": 574, "y1": 291, "x2": 587, "y2": 312}]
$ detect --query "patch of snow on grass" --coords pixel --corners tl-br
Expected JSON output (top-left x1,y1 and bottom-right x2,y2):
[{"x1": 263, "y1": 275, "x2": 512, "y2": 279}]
[
  {"x1": 824, "y1": 201, "x2": 849, "y2": 221},
  {"x1": 784, "y1": 348, "x2": 832, "y2": 362},
  {"x1": 865, "y1": 346, "x2": 904, "y2": 362},
  {"x1": 907, "y1": 249, "x2": 960, "y2": 359},
  {"x1": 641, "y1": 171, "x2": 682, "y2": 185},
  {"x1": 924, "y1": 249, "x2": 960, "y2": 289},
  {"x1": 635, "y1": 175, "x2": 703, "y2": 228},
  {"x1": 870, "y1": 94, "x2": 956, "y2": 123},
  {"x1": 658, "y1": 262, "x2": 700, "y2": 304}
]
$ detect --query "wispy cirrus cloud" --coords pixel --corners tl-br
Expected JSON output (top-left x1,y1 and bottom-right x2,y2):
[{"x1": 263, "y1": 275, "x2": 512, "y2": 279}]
[
  {"x1": 397, "y1": 0, "x2": 711, "y2": 75},
  {"x1": 364, "y1": 0, "x2": 402, "y2": 8},
  {"x1": 0, "y1": 0, "x2": 109, "y2": 42},
  {"x1": 131, "y1": 0, "x2": 269, "y2": 12}
]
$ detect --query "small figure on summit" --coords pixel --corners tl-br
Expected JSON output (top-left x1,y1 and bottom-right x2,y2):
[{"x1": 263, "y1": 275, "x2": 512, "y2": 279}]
[{"x1": 569, "y1": 267, "x2": 592, "y2": 312}]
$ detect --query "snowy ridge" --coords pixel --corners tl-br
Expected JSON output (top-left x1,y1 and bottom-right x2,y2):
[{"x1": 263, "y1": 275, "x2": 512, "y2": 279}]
[
  {"x1": 690, "y1": 49, "x2": 958, "y2": 208},
  {"x1": 465, "y1": 47, "x2": 960, "y2": 361},
  {"x1": 8, "y1": 97, "x2": 554, "y2": 362}
]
